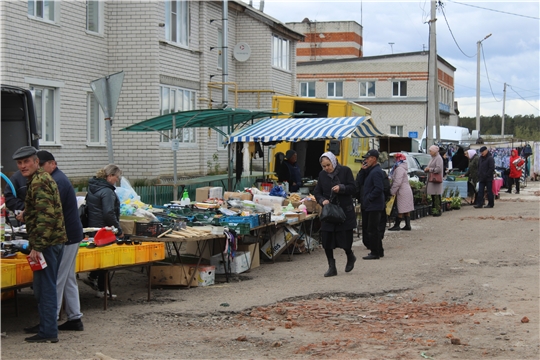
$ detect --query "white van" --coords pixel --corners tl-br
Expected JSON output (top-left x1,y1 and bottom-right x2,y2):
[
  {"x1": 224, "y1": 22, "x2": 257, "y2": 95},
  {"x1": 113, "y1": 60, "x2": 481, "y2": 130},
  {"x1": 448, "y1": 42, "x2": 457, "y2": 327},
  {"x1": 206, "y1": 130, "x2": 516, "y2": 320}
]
[{"x1": 419, "y1": 126, "x2": 479, "y2": 153}]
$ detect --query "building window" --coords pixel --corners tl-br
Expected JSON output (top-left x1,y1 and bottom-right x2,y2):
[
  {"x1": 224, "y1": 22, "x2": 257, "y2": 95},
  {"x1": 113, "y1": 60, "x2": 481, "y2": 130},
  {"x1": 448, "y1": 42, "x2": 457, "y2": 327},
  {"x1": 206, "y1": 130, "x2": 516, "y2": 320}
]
[
  {"x1": 217, "y1": 28, "x2": 223, "y2": 69},
  {"x1": 299, "y1": 82, "x2": 315, "y2": 97},
  {"x1": 160, "y1": 85, "x2": 196, "y2": 143},
  {"x1": 392, "y1": 81, "x2": 407, "y2": 97},
  {"x1": 327, "y1": 82, "x2": 343, "y2": 98},
  {"x1": 86, "y1": 0, "x2": 102, "y2": 33},
  {"x1": 31, "y1": 86, "x2": 58, "y2": 144},
  {"x1": 28, "y1": 0, "x2": 56, "y2": 22},
  {"x1": 87, "y1": 93, "x2": 104, "y2": 145},
  {"x1": 165, "y1": 0, "x2": 189, "y2": 46},
  {"x1": 390, "y1": 126, "x2": 403, "y2": 137},
  {"x1": 272, "y1": 35, "x2": 290, "y2": 71},
  {"x1": 359, "y1": 81, "x2": 376, "y2": 97}
]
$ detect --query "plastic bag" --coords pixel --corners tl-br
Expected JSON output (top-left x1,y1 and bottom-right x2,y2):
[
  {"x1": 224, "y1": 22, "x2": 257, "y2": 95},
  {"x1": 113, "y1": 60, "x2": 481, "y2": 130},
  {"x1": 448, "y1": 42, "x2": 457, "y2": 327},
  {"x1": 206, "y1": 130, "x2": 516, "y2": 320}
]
[
  {"x1": 115, "y1": 177, "x2": 141, "y2": 203},
  {"x1": 269, "y1": 185, "x2": 287, "y2": 198}
]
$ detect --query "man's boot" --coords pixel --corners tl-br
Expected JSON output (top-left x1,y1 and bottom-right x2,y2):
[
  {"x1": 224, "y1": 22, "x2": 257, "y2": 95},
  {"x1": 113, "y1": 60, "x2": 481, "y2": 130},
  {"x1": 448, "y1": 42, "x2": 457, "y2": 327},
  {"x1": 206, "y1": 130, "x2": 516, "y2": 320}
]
[
  {"x1": 324, "y1": 258, "x2": 337, "y2": 277},
  {"x1": 388, "y1": 217, "x2": 401, "y2": 231},
  {"x1": 401, "y1": 216, "x2": 411, "y2": 231},
  {"x1": 345, "y1": 251, "x2": 356, "y2": 272}
]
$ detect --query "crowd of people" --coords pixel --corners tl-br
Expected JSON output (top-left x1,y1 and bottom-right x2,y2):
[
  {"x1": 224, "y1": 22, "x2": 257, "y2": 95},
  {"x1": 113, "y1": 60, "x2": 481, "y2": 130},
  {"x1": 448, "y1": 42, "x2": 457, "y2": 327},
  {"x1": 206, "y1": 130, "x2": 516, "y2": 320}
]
[{"x1": 5, "y1": 146, "x2": 123, "y2": 343}]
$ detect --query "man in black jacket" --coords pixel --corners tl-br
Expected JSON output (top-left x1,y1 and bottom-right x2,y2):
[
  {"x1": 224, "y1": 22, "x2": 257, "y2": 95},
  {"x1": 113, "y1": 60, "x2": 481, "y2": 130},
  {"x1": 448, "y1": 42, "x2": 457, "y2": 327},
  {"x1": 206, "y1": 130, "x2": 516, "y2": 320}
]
[
  {"x1": 474, "y1": 146, "x2": 495, "y2": 209},
  {"x1": 356, "y1": 149, "x2": 385, "y2": 259}
]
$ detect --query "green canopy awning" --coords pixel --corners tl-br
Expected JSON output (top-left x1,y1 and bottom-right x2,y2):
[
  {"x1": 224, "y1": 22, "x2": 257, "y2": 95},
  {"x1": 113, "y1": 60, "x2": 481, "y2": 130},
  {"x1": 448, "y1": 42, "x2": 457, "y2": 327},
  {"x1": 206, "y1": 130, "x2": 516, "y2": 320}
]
[{"x1": 121, "y1": 108, "x2": 279, "y2": 134}]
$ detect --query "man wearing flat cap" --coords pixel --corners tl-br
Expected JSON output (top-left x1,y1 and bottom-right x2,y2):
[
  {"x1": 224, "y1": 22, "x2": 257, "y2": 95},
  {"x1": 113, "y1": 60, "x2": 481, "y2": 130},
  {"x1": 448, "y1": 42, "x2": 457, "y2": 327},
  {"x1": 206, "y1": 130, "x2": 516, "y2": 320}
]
[
  {"x1": 278, "y1": 149, "x2": 302, "y2": 192},
  {"x1": 12, "y1": 146, "x2": 67, "y2": 343},
  {"x1": 475, "y1": 146, "x2": 495, "y2": 208},
  {"x1": 36, "y1": 150, "x2": 84, "y2": 332},
  {"x1": 356, "y1": 149, "x2": 385, "y2": 260}
]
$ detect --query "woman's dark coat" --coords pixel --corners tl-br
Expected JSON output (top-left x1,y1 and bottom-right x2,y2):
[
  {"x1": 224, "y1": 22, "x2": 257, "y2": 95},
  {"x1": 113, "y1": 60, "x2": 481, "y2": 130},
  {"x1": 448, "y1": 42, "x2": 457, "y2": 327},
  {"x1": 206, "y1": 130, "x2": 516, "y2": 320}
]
[
  {"x1": 313, "y1": 164, "x2": 357, "y2": 232},
  {"x1": 87, "y1": 177, "x2": 123, "y2": 236}
]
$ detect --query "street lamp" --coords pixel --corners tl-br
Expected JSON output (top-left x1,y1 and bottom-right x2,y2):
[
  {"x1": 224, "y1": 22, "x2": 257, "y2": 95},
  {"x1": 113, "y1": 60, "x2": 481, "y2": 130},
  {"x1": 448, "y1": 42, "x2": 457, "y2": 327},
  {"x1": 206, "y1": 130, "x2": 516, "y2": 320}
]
[{"x1": 476, "y1": 33, "x2": 492, "y2": 135}]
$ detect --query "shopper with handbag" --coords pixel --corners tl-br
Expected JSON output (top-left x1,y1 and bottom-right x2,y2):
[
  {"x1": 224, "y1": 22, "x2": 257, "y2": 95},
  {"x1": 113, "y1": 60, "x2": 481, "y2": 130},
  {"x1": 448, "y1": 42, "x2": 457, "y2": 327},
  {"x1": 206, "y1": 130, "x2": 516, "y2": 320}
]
[
  {"x1": 388, "y1": 153, "x2": 415, "y2": 231},
  {"x1": 313, "y1": 151, "x2": 357, "y2": 277},
  {"x1": 424, "y1": 145, "x2": 444, "y2": 216}
]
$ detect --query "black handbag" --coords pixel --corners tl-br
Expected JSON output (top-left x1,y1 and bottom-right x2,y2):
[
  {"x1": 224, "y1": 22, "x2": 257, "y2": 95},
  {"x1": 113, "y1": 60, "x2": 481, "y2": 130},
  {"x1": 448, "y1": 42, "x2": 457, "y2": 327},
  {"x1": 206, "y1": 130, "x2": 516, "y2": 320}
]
[{"x1": 320, "y1": 195, "x2": 346, "y2": 224}]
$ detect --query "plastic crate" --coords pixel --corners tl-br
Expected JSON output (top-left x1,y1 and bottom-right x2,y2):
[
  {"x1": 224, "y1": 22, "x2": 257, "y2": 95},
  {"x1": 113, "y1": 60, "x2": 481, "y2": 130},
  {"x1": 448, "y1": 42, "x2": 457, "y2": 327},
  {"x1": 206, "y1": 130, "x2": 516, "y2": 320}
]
[
  {"x1": 3, "y1": 258, "x2": 33, "y2": 285},
  {"x1": 220, "y1": 215, "x2": 259, "y2": 228},
  {"x1": 77, "y1": 248, "x2": 100, "y2": 272},
  {"x1": 220, "y1": 222, "x2": 251, "y2": 235},
  {"x1": 116, "y1": 246, "x2": 136, "y2": 266},
  {"x1": 135, "y1": 222, "x2": 163, "y2": 237},
  {"x1": 98, "y1": 246, "x2": 118, "y2": 268},
  {"x1": 145, "y1": 242, "x2": 165, "y2": 261},
  {"x1": 1, "y1": 263, "x2": 17, "y2": 288},
  {"x1": 257, "y1": 212, "x2": 271, "y2": 226},
  {"x1": 134, "y1": 244, "x2": 150, "y2": 263}
]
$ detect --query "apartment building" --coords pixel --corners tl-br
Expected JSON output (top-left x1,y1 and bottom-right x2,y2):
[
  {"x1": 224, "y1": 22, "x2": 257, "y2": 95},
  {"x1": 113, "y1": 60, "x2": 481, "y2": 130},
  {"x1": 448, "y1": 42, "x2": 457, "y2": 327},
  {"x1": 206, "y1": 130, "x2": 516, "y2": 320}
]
[
  {"x1": 1, "y1": 0, "x2": 303, "y2": 180},
  {"x1": 288, "y1": 20, "x2": 458, "y2": 139}
]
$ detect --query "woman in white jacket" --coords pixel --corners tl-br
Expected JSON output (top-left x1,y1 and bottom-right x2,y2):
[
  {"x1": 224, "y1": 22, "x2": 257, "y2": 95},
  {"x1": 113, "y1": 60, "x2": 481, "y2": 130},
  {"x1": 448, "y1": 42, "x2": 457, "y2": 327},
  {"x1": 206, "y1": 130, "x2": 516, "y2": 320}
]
[{"x1": 388, "y1": 153, "x2": 415, "y2": 231}]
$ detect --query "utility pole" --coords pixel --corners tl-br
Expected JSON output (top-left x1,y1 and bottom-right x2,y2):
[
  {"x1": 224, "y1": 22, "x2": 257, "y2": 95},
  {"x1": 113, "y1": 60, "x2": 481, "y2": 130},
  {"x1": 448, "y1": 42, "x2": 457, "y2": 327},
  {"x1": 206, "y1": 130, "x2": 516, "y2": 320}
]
[
  {"x1": 476, "y1": 33, "x2": 492, "y2": 135},
  {"x1": 501, "y1": 82, "x2": 507, "y2": 136},
  {"x1": 427, "y1": 0, "x2": 440, "y2": 147}
]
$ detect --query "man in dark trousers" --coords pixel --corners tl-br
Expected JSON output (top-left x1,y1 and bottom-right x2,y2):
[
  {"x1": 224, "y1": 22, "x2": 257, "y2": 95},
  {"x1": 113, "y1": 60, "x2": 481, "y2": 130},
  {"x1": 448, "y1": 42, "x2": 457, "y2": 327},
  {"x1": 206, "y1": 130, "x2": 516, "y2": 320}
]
[
  {"x1": 12, "y1": 146, "x2": 67, "y2": 343},
  {"x1": 356, "y1": 149, "x2": 386, "y2": 260},
  {"x1": 474, "y1": 146, "x2": 495, "y2": 209},
  {"x1": 37, "y1": 150, "x2": 84, "y2": 331}
]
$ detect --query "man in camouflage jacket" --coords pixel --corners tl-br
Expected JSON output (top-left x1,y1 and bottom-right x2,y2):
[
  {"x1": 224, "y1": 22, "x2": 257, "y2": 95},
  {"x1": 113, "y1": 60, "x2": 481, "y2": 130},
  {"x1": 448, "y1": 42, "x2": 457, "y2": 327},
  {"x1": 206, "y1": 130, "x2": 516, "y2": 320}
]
[{"x1": 12, "y1": 146, "x2": 67, "y2": 343}]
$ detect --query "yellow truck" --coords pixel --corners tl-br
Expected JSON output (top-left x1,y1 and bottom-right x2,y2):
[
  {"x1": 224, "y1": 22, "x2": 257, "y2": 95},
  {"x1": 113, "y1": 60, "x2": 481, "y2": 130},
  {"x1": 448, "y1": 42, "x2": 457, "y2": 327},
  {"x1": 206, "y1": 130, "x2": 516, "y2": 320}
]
[{"x1": 269, "y1": 96, "x2": 373, "y2": 180}]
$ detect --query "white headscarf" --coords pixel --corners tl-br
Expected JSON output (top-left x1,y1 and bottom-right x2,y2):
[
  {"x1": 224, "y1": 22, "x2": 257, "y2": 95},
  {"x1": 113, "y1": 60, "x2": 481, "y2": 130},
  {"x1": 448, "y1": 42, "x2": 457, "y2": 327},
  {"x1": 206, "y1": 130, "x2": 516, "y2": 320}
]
[
  {"x1": 319, "y1": 152, "x2": 337, "y2": 168},
  {"x1": 467, "y1": 149, "x2": 476, "y2": 159}
]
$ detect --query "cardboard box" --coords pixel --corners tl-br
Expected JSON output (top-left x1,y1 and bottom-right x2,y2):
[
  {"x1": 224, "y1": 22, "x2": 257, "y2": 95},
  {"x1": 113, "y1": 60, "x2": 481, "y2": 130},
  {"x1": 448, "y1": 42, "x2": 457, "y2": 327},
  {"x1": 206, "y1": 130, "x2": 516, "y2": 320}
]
[
  {"x1": 252, "y1": 194, "x2": 284, "y2": 208},
  {"x1": 237, "y1": 243, "x2": 260, "y2": 270},
  {"x1": 150, "y1": 264, "x2": 199, "y2": 287},
  {"x1": 208, "y1": 187, "x2": 223, "y2": 199},
  {"x1": 190, "y1": 265, "x2": 215, "y2": 286},
  {"x1": 196, "y1": 186, "x2": 212, "y2": 202},
  {"x1": 211, "y1": 251, "x2": 251, "y2": 274},
  {"x1": 260, "y1": 225, "x2": 299, "y2": 260},
  {"x1": 303, "y1": 199, "x2": 318, "y2": 213},
  {"x1": 224, "y1": 191, "x2": 253, "y2": 201}
]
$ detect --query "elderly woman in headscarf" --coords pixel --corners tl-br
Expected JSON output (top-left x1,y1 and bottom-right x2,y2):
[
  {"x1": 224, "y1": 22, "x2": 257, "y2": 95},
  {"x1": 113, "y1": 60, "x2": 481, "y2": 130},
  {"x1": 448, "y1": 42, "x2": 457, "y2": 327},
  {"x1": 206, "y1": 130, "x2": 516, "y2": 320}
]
[
  {"x1": 388, "y1": 153, "x2": 415, "y2": 231},
  {"x1": 462, "y1": 149, "x2": 479, "y2": 202},
  {"x1": 278, "y1": 149, "x2": 302, "y2": 192},
  {"x1": 424, "y1": 145, "x2": 444, "y2": 216},
  {"x1": 313, "y1": 152, "x2": 357, "y2": 277}
]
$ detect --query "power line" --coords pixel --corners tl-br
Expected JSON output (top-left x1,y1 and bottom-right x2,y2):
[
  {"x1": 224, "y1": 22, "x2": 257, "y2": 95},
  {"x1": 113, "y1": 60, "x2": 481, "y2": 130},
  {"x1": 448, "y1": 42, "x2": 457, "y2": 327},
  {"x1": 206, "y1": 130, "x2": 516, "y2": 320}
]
[
  {"x1": 481, "y1": 43, "x2": 501, "y2": 103},
  {"x1": 439, "y1": 3, "x2": 475, "y2": 58},
  {"x1": 508, "y1": 84, "x2": 540, "y2": 112},
  {"x1": 447, "y1": 0, "x2": 540, "y2": 20}
]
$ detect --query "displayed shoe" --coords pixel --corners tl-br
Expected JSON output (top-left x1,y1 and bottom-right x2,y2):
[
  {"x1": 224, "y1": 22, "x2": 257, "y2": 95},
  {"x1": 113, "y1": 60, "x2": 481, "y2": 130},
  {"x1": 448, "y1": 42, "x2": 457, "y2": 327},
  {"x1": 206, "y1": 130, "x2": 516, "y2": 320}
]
[
  {"x1": 24, "y1": 334, "x2": 59, "y2": 343},
  {"x1": 23, "y1": 324, "x2": 40, "y2": 334},
  {"x1": 485, "y1": 205, "x2": 494, "y2": 208},
  {"x1": 58, "y1": 319, "x2": 84, "y2": 331},
  {"x1": 362, "y1": 254, "x2": 380, "y2": 260},
  {"x1": 82, "y1": 276, "x2": 99, "y2": 291},
  {"x1": 95, "y1": 291, "x2": 117, "y2": 299},
  {"x1": 473, "y1": 205, "x2": 483, "y2": 209}
]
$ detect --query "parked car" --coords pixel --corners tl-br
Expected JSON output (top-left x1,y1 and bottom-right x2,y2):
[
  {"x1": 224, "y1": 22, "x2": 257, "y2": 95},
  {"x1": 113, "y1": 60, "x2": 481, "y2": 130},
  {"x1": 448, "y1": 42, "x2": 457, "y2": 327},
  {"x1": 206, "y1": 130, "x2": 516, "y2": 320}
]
[
  {"x1": 409, "y1": 152, "x2": 432, "y2": 171},
  {"x1": 380, "y1": 152, "x2": 427, "y2": 183}
]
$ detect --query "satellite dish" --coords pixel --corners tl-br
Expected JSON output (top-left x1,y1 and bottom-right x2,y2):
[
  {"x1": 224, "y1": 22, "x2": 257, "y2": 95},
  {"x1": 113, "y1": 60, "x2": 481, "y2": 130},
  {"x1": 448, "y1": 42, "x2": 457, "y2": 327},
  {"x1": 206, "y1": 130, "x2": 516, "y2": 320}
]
[{"x1": 233, "y1": 42, "x2": 251, "y2": 62}]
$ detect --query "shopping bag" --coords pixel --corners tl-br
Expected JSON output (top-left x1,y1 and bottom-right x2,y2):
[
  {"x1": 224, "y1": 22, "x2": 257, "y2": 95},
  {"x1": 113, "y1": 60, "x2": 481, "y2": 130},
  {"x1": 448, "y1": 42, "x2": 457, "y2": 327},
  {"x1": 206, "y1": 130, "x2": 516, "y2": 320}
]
[{"x1": 385, "y1": 195, "x2": 396, "y2": 216}]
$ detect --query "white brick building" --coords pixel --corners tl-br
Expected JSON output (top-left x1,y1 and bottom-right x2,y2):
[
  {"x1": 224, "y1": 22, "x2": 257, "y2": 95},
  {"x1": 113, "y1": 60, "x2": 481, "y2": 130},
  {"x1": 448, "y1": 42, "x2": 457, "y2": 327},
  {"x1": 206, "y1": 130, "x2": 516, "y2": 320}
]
[
  {"x1": 295, "y1": 51, "x2": 458, "y2": 139},
  {"x1": 1, "y1": 0, "x2": 303, "y2": 180}
]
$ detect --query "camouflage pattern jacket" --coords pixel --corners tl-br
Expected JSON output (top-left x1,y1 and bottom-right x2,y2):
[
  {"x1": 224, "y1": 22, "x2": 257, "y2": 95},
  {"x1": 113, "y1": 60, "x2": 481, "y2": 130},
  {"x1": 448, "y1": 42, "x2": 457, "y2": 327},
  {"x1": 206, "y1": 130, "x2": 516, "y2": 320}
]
[{"x1": 25, "y1": 168, "x2": 67, "y2": 251}]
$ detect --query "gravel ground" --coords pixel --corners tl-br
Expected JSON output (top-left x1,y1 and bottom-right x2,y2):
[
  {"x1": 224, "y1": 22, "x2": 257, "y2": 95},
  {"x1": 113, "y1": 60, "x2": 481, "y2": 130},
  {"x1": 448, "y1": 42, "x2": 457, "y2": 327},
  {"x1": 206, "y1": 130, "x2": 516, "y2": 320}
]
[{"x1": 2, "y1": 181, "x2": 539, "y2": 359}]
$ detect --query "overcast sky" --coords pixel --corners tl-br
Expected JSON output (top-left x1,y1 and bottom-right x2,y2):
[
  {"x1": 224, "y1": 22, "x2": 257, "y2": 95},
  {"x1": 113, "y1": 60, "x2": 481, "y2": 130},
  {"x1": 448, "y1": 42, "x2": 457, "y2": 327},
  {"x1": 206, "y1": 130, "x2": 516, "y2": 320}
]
[{"x1": 244, "y1": 0, "x2": 540, "y2": 118}]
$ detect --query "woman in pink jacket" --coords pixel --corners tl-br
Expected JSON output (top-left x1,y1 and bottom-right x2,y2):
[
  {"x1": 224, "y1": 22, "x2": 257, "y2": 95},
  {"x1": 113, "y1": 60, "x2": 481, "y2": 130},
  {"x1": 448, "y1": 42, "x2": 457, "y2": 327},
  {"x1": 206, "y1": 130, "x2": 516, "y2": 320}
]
[{"x1": 388, "y1": 153, "x2": 415, "y2": 231}]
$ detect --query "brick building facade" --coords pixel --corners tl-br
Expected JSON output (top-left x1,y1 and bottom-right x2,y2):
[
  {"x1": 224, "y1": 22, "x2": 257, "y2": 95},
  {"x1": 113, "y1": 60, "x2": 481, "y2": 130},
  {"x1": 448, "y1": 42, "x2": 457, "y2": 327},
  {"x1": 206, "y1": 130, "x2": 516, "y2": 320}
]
[{"x1": 1, "y1": 0, "x2": 302, "y2": 180}]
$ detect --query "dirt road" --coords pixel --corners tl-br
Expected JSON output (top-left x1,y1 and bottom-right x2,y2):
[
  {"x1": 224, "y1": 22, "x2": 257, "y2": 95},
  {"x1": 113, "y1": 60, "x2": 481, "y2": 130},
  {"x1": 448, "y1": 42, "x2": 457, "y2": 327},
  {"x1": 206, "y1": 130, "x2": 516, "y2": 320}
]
[{"x1": 2, "y1": 181, "x2": 539, "y2": 359}]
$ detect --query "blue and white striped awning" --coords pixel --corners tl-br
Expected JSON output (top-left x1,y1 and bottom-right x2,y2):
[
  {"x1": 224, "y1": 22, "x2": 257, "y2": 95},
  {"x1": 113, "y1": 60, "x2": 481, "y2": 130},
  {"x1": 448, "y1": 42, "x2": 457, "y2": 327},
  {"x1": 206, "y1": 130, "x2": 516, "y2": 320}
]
[{"x1": 226, "y1": 116, "x2": 385, "y2": 143}]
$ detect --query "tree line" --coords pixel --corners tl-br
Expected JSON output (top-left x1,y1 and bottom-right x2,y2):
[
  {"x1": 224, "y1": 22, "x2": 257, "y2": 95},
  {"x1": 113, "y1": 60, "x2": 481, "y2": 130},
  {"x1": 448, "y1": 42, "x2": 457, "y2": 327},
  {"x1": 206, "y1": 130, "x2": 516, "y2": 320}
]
[{"x1": 459, "y1": 115, "x2": 540, "y2": 141}]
